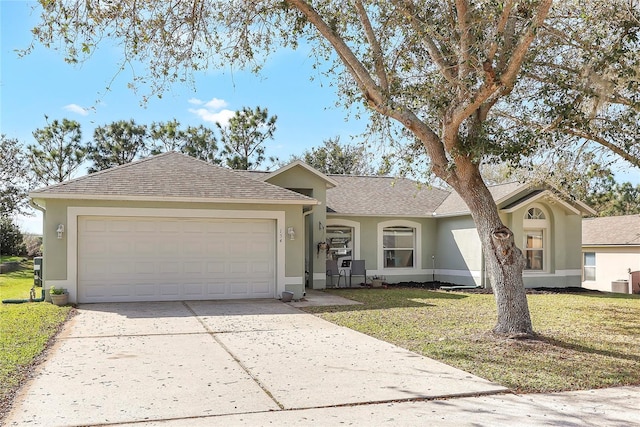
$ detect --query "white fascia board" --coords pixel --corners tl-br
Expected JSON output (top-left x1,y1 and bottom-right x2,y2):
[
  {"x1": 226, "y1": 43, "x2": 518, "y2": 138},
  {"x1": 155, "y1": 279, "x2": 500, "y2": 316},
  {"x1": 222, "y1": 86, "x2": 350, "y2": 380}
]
[
  {"x1": 326, "y1": 212, "x2": 442, "y2": 219},
  {"x1": 500, "y1": 190, "x2": 581, "y2": 215},
  {"x1": 28, "y1": 192, "x2": 319, "y2": 205},
  {"x1": 582, "y1": 244, "x2": 640, "y2": 248},
  {"x1": 493, "y1": 183, "x2": 530, "y2": 205},
  {"x1": 263, "y1": 160, "x2": 339, "y2": 188}
]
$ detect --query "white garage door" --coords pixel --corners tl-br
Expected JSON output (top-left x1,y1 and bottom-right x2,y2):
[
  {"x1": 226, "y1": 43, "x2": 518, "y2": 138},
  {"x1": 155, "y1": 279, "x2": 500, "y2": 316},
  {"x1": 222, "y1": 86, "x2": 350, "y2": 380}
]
[{"x1": 78, "y1": 216, "x2": 276, "y2": 303}]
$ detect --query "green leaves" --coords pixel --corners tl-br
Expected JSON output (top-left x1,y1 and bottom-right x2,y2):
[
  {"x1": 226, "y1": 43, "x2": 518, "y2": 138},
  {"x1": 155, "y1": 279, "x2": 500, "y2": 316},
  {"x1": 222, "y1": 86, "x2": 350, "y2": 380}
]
[
  {"x1": 297, "y1": 136, "x2": 377, "y2": 175},
  {"x1": 217, "y1": 106, "x2": 278, "y2": 170},
  {"x1": 87, "y1": 119, "x2": 147, "y2": 173},
  {"x1": 0, "y1": 136, "x2": 31, "y2": 217},
  {"x1": 28, "y1": 118, "x2": 86, "y2": 186}
]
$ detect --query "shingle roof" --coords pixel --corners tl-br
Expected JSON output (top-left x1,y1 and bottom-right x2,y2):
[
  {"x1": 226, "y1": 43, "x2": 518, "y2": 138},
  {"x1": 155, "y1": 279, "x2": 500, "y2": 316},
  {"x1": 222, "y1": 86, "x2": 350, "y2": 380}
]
[
  {"x1": 434, "y1": 182, "x2": 527, "y2": 216},
  {"x1": 30, "y1": 152, "x2": 315, "y2": 204},
  {"x1": 325, "y1": 175, "x2": 450, "y2": 217},
  {"x1": 582, "y1": 215, "x2": 640, "y2": 246}
]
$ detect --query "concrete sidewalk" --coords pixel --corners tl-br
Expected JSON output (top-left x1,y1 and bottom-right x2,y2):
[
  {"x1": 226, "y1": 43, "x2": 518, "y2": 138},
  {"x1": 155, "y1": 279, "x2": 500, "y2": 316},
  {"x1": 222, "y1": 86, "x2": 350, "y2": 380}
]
[
  {"x1": 5, "y1": 299, "x2": 507, "y2": 426},
  {"x1": 112, "y1": 386, "x2": 640, "y2": 426}
]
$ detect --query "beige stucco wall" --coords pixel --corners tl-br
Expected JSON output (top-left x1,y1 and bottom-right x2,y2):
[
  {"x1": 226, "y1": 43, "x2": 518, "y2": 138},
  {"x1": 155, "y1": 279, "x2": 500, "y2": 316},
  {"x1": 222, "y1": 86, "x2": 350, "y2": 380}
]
[
  {"x1": 434, "y1": 216, "x2": 482, "y2": 287},
  {"x1": 326, "y1": 215, "x2": 437, "y2": 285},
  {"x1": 434, "y1": 201, "x2": 584, "y2": 289},
  {"x1": 582, "y1": 246, "x2": 640, "y2": 293},
  {"x1": 35, "y1": 197, "x2": 307, "y2": 299},
  {"x1": 264, "y1": 165, "x2": 329, "y2": 290},
  {"x1": 510, "y1": 202, "x2": 583, "y2": 288}
]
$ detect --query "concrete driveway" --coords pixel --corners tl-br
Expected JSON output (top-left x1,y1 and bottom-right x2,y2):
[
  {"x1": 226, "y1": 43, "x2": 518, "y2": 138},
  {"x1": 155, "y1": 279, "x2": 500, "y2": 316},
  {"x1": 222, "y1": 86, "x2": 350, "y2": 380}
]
[{"x1": 6, "y1": 299, "x2": 507, "y2": 426}]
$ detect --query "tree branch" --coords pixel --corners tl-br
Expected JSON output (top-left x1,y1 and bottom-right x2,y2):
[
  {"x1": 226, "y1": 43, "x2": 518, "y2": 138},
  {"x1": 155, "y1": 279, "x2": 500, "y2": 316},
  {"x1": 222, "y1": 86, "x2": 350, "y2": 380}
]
[
  {"x1": 487, "y1": 0, "x2": 515, "y2": 63},
  {"x1": 499, "y1": 0, "x2": 552, "y2": 92},
  {"x1": 455, "y1": 0, "x2": 471, "y2": 82},
  {"x1": 563, "y1": 128, "x2": 640, "y2": 168},
  {"x1": 285, "y1": 1, "x2": 447, "y2": 162},
  {"x1": 395, "y1": 0, "x2": 461, "y2": 89},
  {"x1": 354, "y1": 0, "x2": 389, "y2": 92}
]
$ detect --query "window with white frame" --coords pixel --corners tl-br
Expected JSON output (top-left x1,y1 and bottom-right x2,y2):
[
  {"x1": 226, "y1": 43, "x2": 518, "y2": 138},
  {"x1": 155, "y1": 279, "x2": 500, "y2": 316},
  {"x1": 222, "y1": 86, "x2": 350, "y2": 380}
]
[
  {"x1": 524, "y1": 230, "x2": 544, "y2": 270},
  {"x1": 523, "y1": 205, "x2": 548, "y2": 272},
  {"x1": 383, "y1": 226, "x2": 415, "y2": 268},
  {"x1": 583, "y1": 252, "x2": 596, "y2": 281},
  {"x1": 526, "y1": 207, "x2": 546, "y2": 220},
  {"x1": 326, "y1": 225, "x2": 353, "y2": 265}
]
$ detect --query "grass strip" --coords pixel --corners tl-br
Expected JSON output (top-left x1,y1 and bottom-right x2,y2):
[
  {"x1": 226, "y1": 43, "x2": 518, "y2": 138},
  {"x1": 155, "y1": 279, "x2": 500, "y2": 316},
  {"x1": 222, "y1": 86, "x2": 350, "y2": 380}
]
[
  {"x1": 304, "y1": 288, "x2": 640, "y2": 393},
  {"x1": 0, "y1": 262, "x2": 72, "y2": 417}
]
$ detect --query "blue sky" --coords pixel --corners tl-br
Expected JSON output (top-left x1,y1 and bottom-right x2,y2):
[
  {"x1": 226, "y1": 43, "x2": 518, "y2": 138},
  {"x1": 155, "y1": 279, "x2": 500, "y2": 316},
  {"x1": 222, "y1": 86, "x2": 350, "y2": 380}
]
[
  {"x1": 2, "y1": 1, "x2": 639, "y2": 234},
  {"x1": 1, "y1": 2, "x2": 367, "y2": 154},
  {"x1": 1, "y1": 1, "x2": 368, "y2": 232}
]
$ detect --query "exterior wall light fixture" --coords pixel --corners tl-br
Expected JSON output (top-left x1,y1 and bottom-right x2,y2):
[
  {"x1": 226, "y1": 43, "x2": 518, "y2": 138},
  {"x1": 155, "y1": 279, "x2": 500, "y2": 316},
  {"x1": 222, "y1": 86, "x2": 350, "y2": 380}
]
[{"x1": 287, "y1": 227, "x2": 296, "y2": 240}]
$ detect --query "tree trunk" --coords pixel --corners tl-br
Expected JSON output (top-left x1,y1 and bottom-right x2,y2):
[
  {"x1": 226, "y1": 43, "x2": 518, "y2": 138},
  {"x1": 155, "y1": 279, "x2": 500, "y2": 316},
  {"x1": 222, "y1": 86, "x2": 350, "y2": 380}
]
[{"x1": 451, "y1": 171, "x2": 534, "y2": 337}]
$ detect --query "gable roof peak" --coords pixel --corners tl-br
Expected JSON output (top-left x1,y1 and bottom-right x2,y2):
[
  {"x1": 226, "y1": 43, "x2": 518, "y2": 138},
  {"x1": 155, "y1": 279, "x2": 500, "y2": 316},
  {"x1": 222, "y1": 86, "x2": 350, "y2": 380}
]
[
  {"x1": 262, "y1": 160, "x2": 339, "y2": 188},
  {"x1": 30, "y1": 151, "x2": 317, "y2": 204}
]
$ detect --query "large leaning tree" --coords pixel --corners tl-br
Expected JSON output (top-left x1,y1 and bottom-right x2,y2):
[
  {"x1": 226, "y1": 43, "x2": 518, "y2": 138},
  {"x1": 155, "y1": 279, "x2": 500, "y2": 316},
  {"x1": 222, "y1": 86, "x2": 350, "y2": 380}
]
[{"x1": 30, "y1": 1, "x2": 640, "y2": 336}]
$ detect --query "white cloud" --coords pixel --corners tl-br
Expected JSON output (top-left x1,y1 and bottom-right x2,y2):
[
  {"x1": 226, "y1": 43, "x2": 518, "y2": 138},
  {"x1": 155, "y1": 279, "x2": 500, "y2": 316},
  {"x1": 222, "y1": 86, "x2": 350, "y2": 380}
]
[
  {"x1": 188, "y1": 97, "x2": 234, "y2": 126},
  {"x1": 188, "y1": 107, "x2": 235, "y2": 126},
  {"x1": 204, "y1": 98, "x2": 228, "y2": 110},
  {"x1": 63, "y1": 103, "x2": 89, "y2": 116}
]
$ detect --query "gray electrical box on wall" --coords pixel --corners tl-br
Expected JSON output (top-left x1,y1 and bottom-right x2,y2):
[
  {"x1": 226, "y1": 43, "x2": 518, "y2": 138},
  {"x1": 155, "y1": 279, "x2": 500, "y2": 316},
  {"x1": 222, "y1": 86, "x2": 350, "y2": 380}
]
[{"x1": 34, "y1": 257, "x2": 43, "y2": 287}]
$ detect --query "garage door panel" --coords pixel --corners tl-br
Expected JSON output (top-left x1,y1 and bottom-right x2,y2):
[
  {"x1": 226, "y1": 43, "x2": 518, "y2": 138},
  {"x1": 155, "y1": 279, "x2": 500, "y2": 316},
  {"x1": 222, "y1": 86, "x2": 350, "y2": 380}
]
[
  {"x1": 184, "y1": 283, "x2": 204, "y2": 296},
  {"x1": 252, "y1": 261, "x2": 272, "y2": 274},
  {"x1": 160, "y1": 222, "x2": 181, "y2": 233},
  {"x1": 252, "y1": 281, "x2": 272, "y2": 293},
  {"x1": 206, "y1": 261, "x2": 226, "y2": 274},
  {"x1": 110, "y1": 220, "x2": 133, "y2": 233},
  {"x1": 134, "y1": 284, "x2": 157, "y2": 297},
  {"x1": 159, "y1": 283, "x2": 180, "y2": 297},
  {"x1": 183, "y1": 261, "x2": 203, "y2": 274},
  {"x1": 229, "y1": 281, "x2": 249, "y2": 295},
  {"x1": 135, "y1": 262, "x2": 155, "y2": 274},
  {"x1": 84, "y1": 219, "x2": 107, "y2": 232},
  {"x1": 135, "y1": 221, "x2": 155, "y2": 233},
  {"x1": 78, "y1": 216, "x2": 276, "y2": 303},
  {"x1": 111, "y1": 284, "x2": 133, "y2": 297},
  {"x1": 207, "y1": 283, "x2": 226, "y2": 295}
]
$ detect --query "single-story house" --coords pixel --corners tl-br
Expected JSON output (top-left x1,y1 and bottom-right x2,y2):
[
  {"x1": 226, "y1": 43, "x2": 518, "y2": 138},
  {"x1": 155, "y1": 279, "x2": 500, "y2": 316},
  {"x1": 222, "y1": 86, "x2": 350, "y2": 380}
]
[
  {"x1": 30, "y1": 152, "x2": 594, "y2": 303},
  {"x1": 581, "y1": 214, "x2": 640, "y2": 293}
]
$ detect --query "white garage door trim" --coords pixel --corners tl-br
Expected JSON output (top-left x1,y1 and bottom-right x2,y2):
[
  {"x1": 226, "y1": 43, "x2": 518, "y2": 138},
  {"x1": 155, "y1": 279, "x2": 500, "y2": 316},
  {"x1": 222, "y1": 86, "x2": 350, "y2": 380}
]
[
  {"x1": 58, "y1": 207, "x2": 286, "y2": 303},
  {"x1": 78, "y1": 216, "x2": 277, "y2": 303}
]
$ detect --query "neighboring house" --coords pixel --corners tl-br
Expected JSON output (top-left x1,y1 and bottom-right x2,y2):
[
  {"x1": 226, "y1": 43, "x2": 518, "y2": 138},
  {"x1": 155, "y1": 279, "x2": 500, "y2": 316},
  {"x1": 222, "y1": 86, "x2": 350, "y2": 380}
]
[
  {"x1": 30, "y1": 152, "x2": 594, "y2": 304},
  {"x1": 581, "y1": 214, "x2": 640, "y2": 293}
]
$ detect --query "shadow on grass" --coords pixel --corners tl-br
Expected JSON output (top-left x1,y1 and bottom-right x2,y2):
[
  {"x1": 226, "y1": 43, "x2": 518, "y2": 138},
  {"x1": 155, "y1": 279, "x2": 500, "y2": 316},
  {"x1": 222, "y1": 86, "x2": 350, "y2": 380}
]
[
  {"x1": 306, "y1": 288, "x2": 468, "y2": 314},
  {"x1": 578, "y1": 292, "x2": 640, "y2": 300},
  {"x1": 536, "y1": 334, "x2": 640, "y2": 363}
]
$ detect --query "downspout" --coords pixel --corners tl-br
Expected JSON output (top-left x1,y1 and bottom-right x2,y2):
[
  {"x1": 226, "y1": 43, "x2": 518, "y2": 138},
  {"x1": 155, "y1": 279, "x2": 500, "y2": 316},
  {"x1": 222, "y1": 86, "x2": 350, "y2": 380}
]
[{"x1": 302, "y1": 205, "x2": 316, "y2": 295}]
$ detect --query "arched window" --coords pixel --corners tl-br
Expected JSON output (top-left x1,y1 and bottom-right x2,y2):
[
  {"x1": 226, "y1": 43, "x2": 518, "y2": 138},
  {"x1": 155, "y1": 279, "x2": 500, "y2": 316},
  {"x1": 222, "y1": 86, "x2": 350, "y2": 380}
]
[
  {"x1": 526, "y1": 207, "x2": 546, "y2": 220},
  {"x1": 326, "y1": 219, "x2": 361, "y2": 263},
  {"x1": 523, "y1": 205, "x2": 548, "y2": 271}
]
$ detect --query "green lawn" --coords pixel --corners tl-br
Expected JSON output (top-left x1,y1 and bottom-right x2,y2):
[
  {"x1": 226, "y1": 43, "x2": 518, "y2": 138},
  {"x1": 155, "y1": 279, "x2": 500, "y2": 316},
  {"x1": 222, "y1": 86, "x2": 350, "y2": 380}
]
[
  {"x1": 0, "y1": 261, "x2": 72, "y2": 415},
  {"x1": 303, "y1": 288, "x2": 640, "y2": 393}
]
